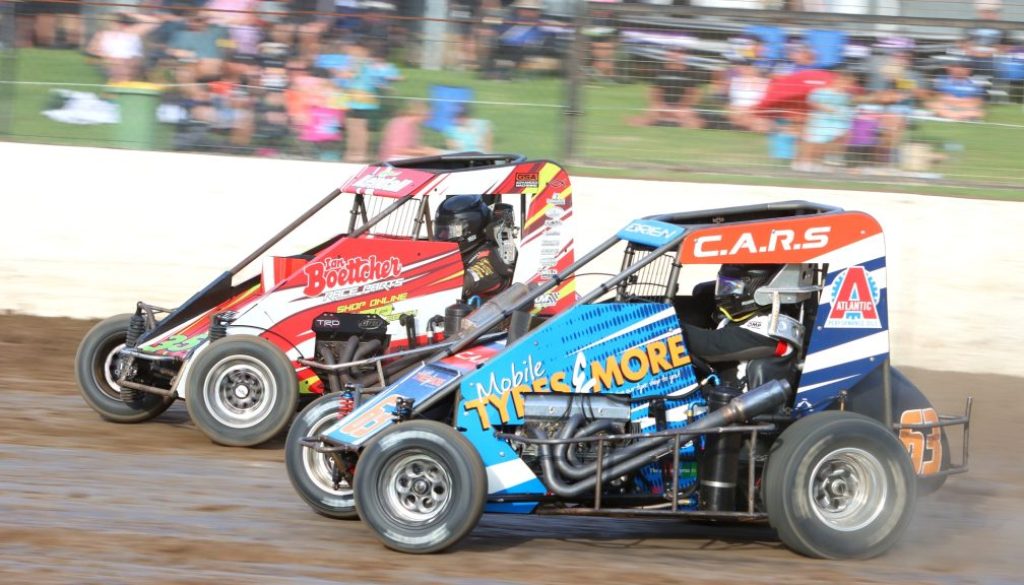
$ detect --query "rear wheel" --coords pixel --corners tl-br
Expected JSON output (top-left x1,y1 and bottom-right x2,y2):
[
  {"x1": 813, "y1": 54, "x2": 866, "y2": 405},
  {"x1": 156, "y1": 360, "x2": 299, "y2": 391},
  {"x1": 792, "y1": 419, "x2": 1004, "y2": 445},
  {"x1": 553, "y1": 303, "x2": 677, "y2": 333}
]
[
  {"x1": 354, "y1": 420, "x2": 487, "y2": 554},
  {"x1": 185, "y1": 335, "x2": 298, "y2": 447},
  {"x1": 764, "y1": 411, "x2": 916, "y2": 559},
  {"x1": 74, "y1": 314, "x2": 174, "y2": 423},
  {"x1": 285, "y1": 392, "x2": 358, "y2": 519}
]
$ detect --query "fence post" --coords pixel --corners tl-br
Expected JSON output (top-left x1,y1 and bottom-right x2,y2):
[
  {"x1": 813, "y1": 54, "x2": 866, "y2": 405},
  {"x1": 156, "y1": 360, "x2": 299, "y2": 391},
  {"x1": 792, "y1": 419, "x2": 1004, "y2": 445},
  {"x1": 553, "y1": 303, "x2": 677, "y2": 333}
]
[
  {"x1": 562, "y1": 0, "x2": 588, "y2": 163},
  {"x1": 0, "y1": 0, "x2": 15, "y2": 137}
]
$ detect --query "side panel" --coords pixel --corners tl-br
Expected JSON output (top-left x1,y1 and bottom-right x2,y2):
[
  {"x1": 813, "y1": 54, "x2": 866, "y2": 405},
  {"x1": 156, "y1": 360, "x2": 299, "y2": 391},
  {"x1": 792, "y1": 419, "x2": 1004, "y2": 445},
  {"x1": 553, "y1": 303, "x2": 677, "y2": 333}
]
[
  {"x1": 321, "y1": 341, "x2": 504, "y2": 446},
  {"x1": 456, "y1": 303, "x2": 698, "y2": 500},
  {"x1": 504, "y1": 162, "x2": 577, "y2": 315}
]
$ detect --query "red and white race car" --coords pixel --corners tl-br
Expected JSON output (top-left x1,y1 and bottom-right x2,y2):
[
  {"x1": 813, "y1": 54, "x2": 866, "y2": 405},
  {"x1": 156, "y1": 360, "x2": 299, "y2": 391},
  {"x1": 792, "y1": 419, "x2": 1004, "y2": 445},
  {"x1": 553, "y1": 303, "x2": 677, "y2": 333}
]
[{"x1": 74, "y1": 153, "x2": 577, "y2": 446}]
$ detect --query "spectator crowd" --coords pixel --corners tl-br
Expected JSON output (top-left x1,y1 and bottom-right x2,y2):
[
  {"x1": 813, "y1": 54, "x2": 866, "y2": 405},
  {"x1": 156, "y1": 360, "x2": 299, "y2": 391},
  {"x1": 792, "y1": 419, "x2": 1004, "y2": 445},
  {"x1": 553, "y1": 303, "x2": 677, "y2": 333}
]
[{"x1": 10, "y1": 0, "x2": 1024, "y2": 171}]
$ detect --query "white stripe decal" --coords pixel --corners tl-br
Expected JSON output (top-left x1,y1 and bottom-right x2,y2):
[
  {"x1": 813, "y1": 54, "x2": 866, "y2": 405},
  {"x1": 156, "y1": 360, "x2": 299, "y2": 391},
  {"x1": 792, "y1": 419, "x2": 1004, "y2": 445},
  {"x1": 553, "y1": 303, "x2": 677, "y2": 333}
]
[
  {"x1": 486, "y1": 458, "x2": 538, "y2": 494},
  {"x1": 796, "y1": 374, "x2": 859, "y2": 394},
  {"x1": 578, "y1": 307, "x2": 678, "y2": 352},
  {"x1": 807, "y1": 234, "x2": 885, "y2": 270},
  {"x1": 802, "y1": 331, "x2": 889, "y2": 375}
]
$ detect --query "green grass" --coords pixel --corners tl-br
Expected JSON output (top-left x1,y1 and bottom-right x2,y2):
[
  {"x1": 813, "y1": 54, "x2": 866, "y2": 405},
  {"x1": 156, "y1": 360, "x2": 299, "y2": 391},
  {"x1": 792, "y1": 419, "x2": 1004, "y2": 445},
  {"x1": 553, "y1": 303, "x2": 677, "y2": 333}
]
[
  {"x1": 4, "y1": 48, "x2": 1024, "y2": 200},
  {"x1": 5, "y1": 48, "x2": 173, "y2": 149}
]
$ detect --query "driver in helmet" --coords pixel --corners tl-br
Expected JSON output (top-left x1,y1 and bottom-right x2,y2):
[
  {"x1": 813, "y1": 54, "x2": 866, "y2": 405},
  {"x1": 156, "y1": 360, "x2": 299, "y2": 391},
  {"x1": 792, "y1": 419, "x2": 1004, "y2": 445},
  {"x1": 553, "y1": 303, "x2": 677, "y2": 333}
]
[
  {"x1": 434, "y1": 195, "x2": 518, "y2": 299},
  {"x1": 681, "y1": 264, "x2": 800, "y2": 384}
]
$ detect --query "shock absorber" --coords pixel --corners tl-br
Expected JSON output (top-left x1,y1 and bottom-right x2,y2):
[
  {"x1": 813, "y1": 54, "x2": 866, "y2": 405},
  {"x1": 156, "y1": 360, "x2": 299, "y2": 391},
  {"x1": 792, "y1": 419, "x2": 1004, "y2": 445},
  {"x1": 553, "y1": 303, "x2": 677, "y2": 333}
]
[
  {"x1": 699, "y1": 385, "x2": 744, "y2": 512},
  {"x1": 125, "y1": 305, "x2": 147, "y2": 348}
]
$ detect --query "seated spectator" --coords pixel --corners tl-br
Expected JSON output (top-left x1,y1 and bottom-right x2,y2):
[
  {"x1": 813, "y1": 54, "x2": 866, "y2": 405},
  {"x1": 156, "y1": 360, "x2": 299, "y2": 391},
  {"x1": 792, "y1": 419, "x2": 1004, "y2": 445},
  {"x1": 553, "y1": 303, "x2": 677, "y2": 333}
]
[
  {"x1": 928, "y1": 58, "x2": 985, "y2": 121},
  {"x1": 86, "y1": 13, "x2": 146, "y2": 82},
  {"x1": 296, "y1": 68, "x2": 345, "y2": 160},
  {"x1": 725, "y1": 59, "x2": 770, "y2": 133},
  {"x1": 444, "y1": 104, "x2": 492, "y2": 153},
  {"x1": 167, "y1": 12, "x2": 229, "y2": 81},
  {"x1": 772, "y1": 39, "x2": 818, "y2": 77},
  {"x1": 865, "y1": 44, "x2": 928, "y2": 164},
  {"x1": 628, "y1": 47, "x2": 705, "y2": 129},
  {"x1": 379, "y1": 101, "x2": 440, "y2": 161},
  {"x1": 794, "y1": 69, "x2": 857, "y2": 172},
  {"x1": 208, "y1": 55, "x2": 257, "y2": 148}
]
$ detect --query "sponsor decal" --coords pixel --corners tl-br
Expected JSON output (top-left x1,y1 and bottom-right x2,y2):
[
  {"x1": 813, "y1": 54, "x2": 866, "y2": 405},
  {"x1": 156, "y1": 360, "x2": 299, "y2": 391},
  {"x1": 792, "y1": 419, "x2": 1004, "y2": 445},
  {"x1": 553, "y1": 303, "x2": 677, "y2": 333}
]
[
  {"x1": 141, "y1": 332, "x2": 208, "y2": 353},
  {"x1": 463, "y1": 334, "x2": 691, "y2": 429},
  {"x1": 549, "y1": 193, "x2": 566, "y2": 206},
  {"x1": 825, "y1": 266, "x2": 882, "y2": 328},
  {"x1": 692, "y1": 226, "x2": 831, "y2": 258},
  {"x1": 534, "y1": 292, "x2": 559, "y2": 308},
  {"x1": 515, "y1": 172, "x2": 540, "y2": 189},
  {"x1": 304, "y1": 255, "x2": 403, "y2": 297},
  {"x1": 548, "y1": 178, "x2": 567, "y2": 189},
  {"x1": 618, "y1": 219, "x2": 685, "y2": 248},
  {"x1": 351, "y1": 167, "x2": 415, "y2": 192},
  {"x1": 545, "y1": 206, "x2": 565, "y2": 220}
]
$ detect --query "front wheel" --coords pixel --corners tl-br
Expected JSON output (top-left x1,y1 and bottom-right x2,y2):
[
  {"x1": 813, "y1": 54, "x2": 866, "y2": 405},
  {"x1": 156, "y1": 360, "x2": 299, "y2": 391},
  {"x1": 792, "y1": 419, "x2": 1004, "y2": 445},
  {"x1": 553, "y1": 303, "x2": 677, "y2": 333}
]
[
  {"x1": 185, "y1": 335, "x2": 298, "y2": 447},
  {"x1": 285, "y1": 392, "x2": 358, "y2": 519},
  {"x1": 764, "y1": 411, "x2": 916, "y2": 559},
  {"x1": 74, "y1": 314, "x2": 175, "y2": 423},
  {"x1": 354, "y1": 420, "x2": 487, "y2": 554}
]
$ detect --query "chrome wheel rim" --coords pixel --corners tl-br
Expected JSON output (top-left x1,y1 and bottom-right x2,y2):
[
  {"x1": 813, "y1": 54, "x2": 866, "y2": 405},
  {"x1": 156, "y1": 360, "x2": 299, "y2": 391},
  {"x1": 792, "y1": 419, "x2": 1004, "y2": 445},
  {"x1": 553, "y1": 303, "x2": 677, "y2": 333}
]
[
  {"x1": 202, "y1": 355, "x2": 277, "y2": 429},
  {"x1": 302, "y1": 408, "x2": 351, "y2": 497},
  {"x1": 809, "y1": 447, "x2": 887, "y2": 532},
  {"x1": 380, "y1": 451, "x2": 452, "y2": 525},
  {"x1": 99, "y1": 343, "x2": 127, "y2": 399}
]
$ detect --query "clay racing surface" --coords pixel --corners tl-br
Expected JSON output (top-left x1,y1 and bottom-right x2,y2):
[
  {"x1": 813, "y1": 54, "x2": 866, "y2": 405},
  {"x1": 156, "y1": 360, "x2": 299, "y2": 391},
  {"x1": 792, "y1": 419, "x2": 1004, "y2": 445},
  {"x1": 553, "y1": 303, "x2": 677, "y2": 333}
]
[{"x1": 0, "y1": 314, "x2": 1020, "y2": 585}]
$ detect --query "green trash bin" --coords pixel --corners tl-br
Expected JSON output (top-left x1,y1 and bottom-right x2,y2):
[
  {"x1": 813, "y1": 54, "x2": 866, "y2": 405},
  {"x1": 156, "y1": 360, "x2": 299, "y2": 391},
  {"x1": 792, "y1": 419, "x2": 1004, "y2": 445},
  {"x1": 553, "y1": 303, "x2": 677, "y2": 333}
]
[{"x1": 105, "y1": 82, "x2": 163, "y2": 150}]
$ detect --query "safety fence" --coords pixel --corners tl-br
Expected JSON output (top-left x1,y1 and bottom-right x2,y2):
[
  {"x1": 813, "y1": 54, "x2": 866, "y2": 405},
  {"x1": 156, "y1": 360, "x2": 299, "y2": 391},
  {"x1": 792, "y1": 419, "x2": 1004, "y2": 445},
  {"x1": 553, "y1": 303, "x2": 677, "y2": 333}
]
[{"x1": 1, "y1": 0, "x2": 1023, "y2": 191}]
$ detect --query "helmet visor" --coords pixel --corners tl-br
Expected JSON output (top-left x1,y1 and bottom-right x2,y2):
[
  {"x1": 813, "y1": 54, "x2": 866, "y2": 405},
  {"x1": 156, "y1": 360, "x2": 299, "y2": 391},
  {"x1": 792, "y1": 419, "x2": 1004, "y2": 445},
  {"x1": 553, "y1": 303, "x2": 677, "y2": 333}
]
[
  {"x1": 715, "y1": 275, "x2": 746, "y2": 298},
  {"x1": 436, "y1": 218, "x2": 468, "y2": 242}
]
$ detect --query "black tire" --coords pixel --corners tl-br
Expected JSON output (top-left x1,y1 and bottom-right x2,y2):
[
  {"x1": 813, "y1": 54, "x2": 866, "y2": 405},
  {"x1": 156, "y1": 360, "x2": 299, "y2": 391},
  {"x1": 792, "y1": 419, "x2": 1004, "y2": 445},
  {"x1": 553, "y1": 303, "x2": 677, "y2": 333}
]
[
  {"x1": 74, "y1": 314, "x2": 175, "y2": 423},
  {"x1": 764, "y1": 411, "x2": 916, "y2": 559},
  {"x1": 285, "y1": 392, "x2": 358, "y2": 519},
  {"x1": 185, "y1": 335, "x2": 298, "y2": 447},
  {"x1": 354, "y1": 420, "x2": 487, "y2": 554}
]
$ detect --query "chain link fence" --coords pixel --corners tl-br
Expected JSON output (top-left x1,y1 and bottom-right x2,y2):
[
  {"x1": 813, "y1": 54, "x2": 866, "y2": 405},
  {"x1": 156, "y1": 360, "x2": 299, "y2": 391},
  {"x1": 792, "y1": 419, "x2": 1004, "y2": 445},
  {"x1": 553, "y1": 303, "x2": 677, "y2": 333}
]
[{"x1": 1, "y1": 0, "x2": 1023, "y2": 192}]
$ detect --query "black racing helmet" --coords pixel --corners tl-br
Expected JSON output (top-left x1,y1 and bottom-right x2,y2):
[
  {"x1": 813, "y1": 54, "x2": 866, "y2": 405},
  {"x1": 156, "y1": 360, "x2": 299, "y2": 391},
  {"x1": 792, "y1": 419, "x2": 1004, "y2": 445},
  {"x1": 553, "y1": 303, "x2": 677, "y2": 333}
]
[
  {"x1": 715, "y1": 264, "x2": 779, "y2": 321},
  {"x1": 434, "y1": 195, "x2": 491, "y2": 250}
]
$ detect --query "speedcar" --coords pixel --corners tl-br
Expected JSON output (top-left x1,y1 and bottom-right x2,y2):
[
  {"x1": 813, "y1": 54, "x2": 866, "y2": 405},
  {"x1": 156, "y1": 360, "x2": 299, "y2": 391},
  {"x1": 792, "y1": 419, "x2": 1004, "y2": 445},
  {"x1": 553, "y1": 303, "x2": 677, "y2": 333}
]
[
  {"x1": 295, "y1": 200, "x2": 971, "y2": 559},
  {"x1": 74, "y1": 153, "x2": 577, "y2": 446}
]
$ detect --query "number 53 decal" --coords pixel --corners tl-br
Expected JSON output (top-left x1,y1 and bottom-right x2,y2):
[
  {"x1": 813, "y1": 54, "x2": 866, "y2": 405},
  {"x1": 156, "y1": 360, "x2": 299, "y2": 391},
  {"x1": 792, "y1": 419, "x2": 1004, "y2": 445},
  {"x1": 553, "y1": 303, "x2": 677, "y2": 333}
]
[{"x1": 899, "y1": 408, "x2": 943, "y2": 476}]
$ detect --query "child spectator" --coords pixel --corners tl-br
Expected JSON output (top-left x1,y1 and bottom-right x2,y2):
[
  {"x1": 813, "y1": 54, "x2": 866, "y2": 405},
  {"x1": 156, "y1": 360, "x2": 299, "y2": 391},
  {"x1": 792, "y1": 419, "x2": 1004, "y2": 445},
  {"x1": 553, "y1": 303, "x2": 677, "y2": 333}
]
[
  {"x1": 444, "y1": 104, "x2": 492, "y2": 153},
  {"x1": 296, "y1": 68, "x2": 345, "y2": 160},
  {"x1": 87, "y1": 13, "x2": 145, "y2": 82},
  {"x1": 794, "y1": 69, "x2": 856, "y2": 172},
  {"x1": 928, "y1": 57, "x2": 985, "y2": 121},
  {"x1": 725, "y1": 59, "x2": 770, "y2": 133},
  {"x1": 378, "y1": 101, "x2": 439, "y2": 161},
  {"x1": 337, "y1": 44, "x2": 382, "y2": 162}
]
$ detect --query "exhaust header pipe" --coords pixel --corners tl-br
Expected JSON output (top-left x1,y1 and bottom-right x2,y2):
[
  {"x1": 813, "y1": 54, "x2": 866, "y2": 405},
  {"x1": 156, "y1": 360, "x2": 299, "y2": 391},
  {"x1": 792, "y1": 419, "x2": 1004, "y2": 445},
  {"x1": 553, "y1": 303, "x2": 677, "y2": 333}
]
[{"x1": 535, "y1": 379, "x2": 791, "y2": 498}]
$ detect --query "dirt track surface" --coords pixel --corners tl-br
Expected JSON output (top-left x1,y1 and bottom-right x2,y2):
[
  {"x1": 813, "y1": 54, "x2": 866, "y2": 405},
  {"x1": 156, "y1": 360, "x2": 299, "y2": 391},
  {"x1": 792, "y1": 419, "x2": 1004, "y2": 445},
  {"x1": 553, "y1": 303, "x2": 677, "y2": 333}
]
[{"x1": 1, "y1": 314, "x2": 1022, "y2": 585}]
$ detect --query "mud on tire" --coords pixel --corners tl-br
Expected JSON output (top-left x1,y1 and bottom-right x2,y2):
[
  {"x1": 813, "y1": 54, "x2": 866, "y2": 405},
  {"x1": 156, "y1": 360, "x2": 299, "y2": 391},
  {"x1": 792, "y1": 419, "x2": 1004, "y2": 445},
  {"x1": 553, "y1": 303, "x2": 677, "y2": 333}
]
[
  {"x1": 75, "y1": 314, "x2": 175, "y2": 423},
  {"x1": 185, "y1": 335, "x2": 298, "y2": 447},
  {"x1": 354, "y1": 420, "x2": 487, "y2": 554},
  {"x1": 764, "y1": 411, "x2": 916, "y2": 560},
  {"x1": 285, "y1": 392, "x2": 358, "y2": 519}
]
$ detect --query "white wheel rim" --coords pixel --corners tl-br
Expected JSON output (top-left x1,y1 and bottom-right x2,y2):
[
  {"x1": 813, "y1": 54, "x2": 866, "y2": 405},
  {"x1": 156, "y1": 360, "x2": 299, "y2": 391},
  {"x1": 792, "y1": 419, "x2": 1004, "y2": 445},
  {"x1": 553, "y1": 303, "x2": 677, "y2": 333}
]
[
  {"x1": 100, "y1": 343, "x2": 127, "y2": 398},
  {"x1": 380, "y1": 450, "x2": 453, "y2": 525},
  {"x1": 302, "y1": 408, "x2": 352, "y2": 498},
  {"x1": 202, "y1": 355, "x2": 277, "y2": 429},
  {"x1": 808, "y1": 447, "x2": 887, "y2": 532}
]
